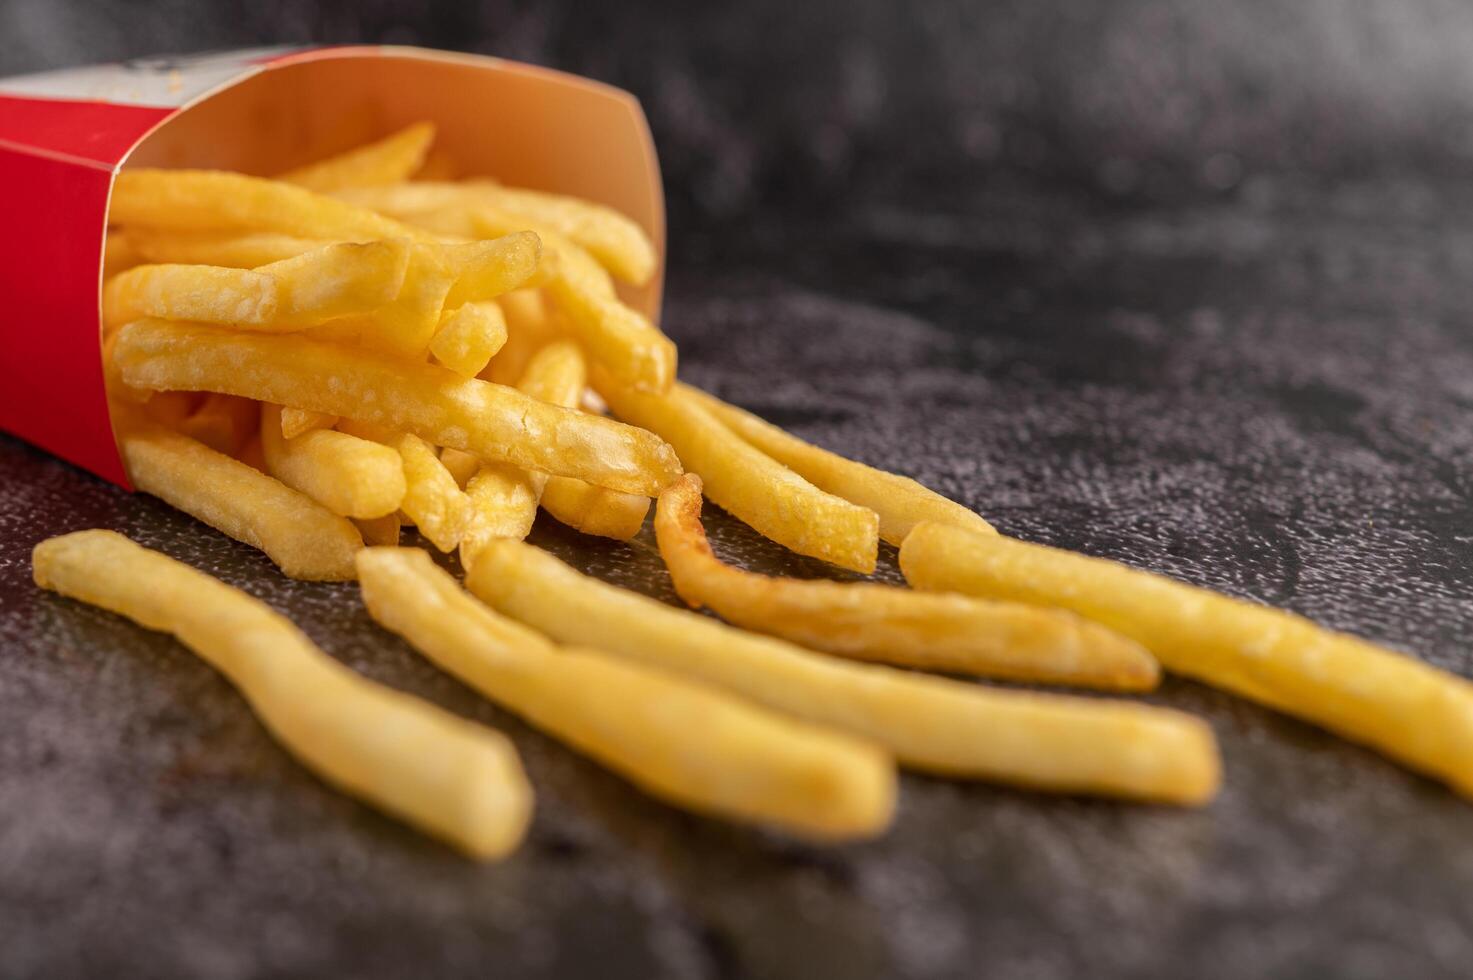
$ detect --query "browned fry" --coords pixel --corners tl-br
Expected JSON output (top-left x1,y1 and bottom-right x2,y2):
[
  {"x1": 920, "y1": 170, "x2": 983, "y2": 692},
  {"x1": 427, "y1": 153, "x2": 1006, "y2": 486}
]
[{"x1": 656, "y1": 475, "x2": 1159, "y2": 691}]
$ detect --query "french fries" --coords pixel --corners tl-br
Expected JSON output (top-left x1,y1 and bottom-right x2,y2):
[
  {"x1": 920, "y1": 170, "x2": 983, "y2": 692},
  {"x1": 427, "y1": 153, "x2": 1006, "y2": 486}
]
[
  {"x1": 900, "y1": 523, "x2": 1473, "y2": 799},
  {"x1": 103, "y1": 264, "x2": 280, "y2": 328},
  {"x1": 110, "y1": 169, "x2": 433, "y2": 241},
  {"x1": 119, "y1": 417, "x2": 362, "y2": 580},
  {"x1": 128, "y1": 230, "x2": 333, "y2": 269},
  {"x1": 466, "y1": 540, "x2": 1221, "y2": 804},
  {"x1": 337, "y1": 181, "x2": 657, "y2": 285},
  {"x1": 358, "y1": 548, "x2": 895, "y2": 840},
  {"x1": 337, "y1": 419, "x2": 470, "y2": 553},
  {"x1": 656, "y1": 476, "x2": 1158, "y2": 691},
  {"x1": 260, "y1": 405, "x2": 406, "y2": 520},
  {"x1": 680, "y1": 384, "x2": 997, "y2": 546},
  {"x1": 33, "y1": 531, "x2": 532, "y2": 859},
  {"x1": 457, "y1": 340, "x2": 586, "y2": 561},
  {"x1": 113, "y1": 319, "x2": 683, "y2": 495},
  {"x1": 595, "y1": 376, "x2": 879, "y2": 573},
  {"x1": 279, "y1": 122, "x2": 436, "y2": 192}
]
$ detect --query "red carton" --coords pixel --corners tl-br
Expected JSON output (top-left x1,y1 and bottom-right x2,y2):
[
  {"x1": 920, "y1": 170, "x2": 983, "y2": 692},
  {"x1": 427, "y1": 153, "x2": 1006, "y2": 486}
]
[{"x1": 0, "y1": 46, "x2": 665, "y2": 487}]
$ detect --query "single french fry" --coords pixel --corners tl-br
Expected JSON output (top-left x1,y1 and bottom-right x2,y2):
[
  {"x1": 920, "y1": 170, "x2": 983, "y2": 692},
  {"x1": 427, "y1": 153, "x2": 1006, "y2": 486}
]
[
  {"x1": 337, "y1": 419, "x2": 469, "y2": 552},
  {"x1": 117, "y1": 419, "x2": 362, "y2": 580},
  {"x1": 339, "y1": 182, "x2": 657, "y2": 284},
  {"x1": 441, "y1": 232, "x2": 543, "y2": 309},
  {"x1": 260, "y1": 404, "x2": 406, "y2": 520},
  {"x1": 543, "y1": 259, "x2": 675, "y2": 395},
  {"x1": 128, "y1": 230, "x2": 334, "y2": 268},
  {"x1": 110, "y1": 170, "x2": 433, "y2": 242},
  {"x1": 439, "y1": 448, "x2": 481, "y2": 490},
  {"x1": 431, "y1": 301, "x2": 508, "y2": 377},
  {"x1": 353, "y1": 514, "x2": 402, "y2": 547},
  {"x1": 596, "y1": 376, "x2": 878, "y2": 573},
  {"x1": 540, "y1": 478, "x2": 650, "y2": 541},
  {"x1": 656, "y1": 476, "x2": 1158, "y2": 690},
  {"x1": 899, "y1": 522, "x2": 1473, "y2": 799},
  {"x1": 103, "y1": 264, "x2": 279, "y2": 327},
  {"x1": 280, "y1": 407, "x2": 338, "y2": 440},
  {"x1": 113, "y1": 319, "x2": 682, "y2": 495},
  {"x1": 359, "y1": 547, "x2": 894, "y2": 840},
  {"x1": 682, "y1": 384, "x2": 997, "y2": 546},
  {"x1": 279, "y1": 122, "x2": 436, "y2": 192},
  {"x1": 257, "y1": 240, "x2": 413, "y2": 327},
  {"x1": 34, "y1": 530, "x2": 531, "y2": 859},
  {"x1": 466, "y1": 541, "x2": 1221, "y2": 804},
  {"x1": 457, "y1": 340, "x2": 586, "y2": 563},
  {"x1": 178, "y1": 393, "x2": 259, "y2": 456}
]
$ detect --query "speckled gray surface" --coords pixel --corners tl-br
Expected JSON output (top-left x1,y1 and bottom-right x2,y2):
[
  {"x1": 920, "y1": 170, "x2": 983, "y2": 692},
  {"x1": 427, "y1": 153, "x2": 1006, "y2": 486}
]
[{"x1": 5, "y1": 177, "x2": 1473, "y2": 979}]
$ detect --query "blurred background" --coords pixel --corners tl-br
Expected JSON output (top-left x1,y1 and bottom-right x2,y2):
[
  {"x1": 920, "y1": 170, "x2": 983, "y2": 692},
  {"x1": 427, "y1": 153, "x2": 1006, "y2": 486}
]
[{"x1": 8, "y1": 0, "x2": 1473, "y2": 247}]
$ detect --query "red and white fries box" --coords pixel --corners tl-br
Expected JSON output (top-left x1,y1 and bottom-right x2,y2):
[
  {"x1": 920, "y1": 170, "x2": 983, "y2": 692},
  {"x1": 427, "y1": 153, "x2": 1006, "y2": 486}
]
[{"x1": 0, "y1": 46, "x2": 665, "y2": 487}]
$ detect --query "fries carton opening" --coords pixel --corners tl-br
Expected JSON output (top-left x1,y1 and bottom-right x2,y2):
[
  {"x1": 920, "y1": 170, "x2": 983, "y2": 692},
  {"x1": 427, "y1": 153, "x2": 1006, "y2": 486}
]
[{"x1": 0, "y1": 46, "x2": 665, "y2": 489}]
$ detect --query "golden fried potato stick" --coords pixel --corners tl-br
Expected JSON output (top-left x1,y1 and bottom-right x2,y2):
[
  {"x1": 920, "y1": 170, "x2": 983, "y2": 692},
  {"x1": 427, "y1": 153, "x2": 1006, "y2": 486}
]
[
  {"x1": 278, "y1": 122, "x2": 436, "y2": 192},
  {"x1": 103, "y1": 264, "x2": 279, "y2": 327},
  {"x1": 279, "y1": 407, "x2": 339, "y2": 440},
  {"x1": 540, "y1": 477, "x2": 650, "y2": 541},
  {"x1": 339, "y1": 182, "x2": 657, "y2": 284},
  {"x1": 337, "y1": 420, "x2": 469, "y2": 553},
  {"x1": 542, "y1": 254, "x2": 675, "y2": 394},
  {"x1": 117, "y1": 419, "x2": 362, "y2": 580},
  {"x1": 353, "y1": 513, "x2": 402, "y2": 547},
  {"x1": 465, "y1": 207, "x2": 617, "y2": 299},
  {"x1": 596, "y1": 376, "x2": 879, "y2": 573},
  {"x1": 128, "y1": 230, "x2": 334, "y2": 269},
  {"x1": 457, "y1": 340, "x2": 586, "y2": 562},
  {"x1": 257, "y1": 239, "x2": 412, "y2": 327},
  {"x1": 431, "y1": 301, "x2": 508, "y2": 377},
  {"x1": 178, "y1": 393, "x2": 259, "y2": 456},
  {"x1": 110, "y1": 170, "x2": 434, "y2": 242},
  {"x1": 113, "y1": 319, "x2": 682, "y2": 495},
  {"x1": 467, "y1": 541, "x2": 1220, "y2": 803},
  {"x1": 680, "y1": 384, "x2": 997, "y2": 546},
  {"x1": 259, "y1": 405, "x2": 406, "y2": 520},
  {"x1": 656, "y1": 475, "x2": 1157, "y2": 690},
  {"x1": 900, "y1": 522, "x2": 1473, "y2": 799},
  {"x1": 34, "y1": 531, "x2": 531, "y2": 859},
  {"x1": 441, "y1": 232, "x2": 544, "y2": 309},
  {"x1": 359, "y1": 547, "x2": 895, "y2": 840}
]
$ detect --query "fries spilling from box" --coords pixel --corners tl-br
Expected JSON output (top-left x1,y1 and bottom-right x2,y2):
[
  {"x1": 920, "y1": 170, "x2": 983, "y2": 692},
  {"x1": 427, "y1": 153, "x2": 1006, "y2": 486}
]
[{"x1": 9, "y1": 47, "x2": 1473, "y2": 859}]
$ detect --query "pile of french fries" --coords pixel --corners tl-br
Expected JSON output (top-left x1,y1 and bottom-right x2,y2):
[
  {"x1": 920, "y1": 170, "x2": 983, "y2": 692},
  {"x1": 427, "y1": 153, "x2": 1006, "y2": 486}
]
[{"x1": 30, "y1": 123, "x2": 1473, "y2": 858}]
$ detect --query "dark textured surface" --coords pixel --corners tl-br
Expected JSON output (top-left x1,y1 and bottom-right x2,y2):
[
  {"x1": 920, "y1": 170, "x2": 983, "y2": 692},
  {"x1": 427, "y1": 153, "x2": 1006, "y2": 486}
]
[
  {"x1": 8, "y1": 2, "x2": 1473, "y2": 977},
  {"x1": 5, "y1": 178, "x2": 1473, "y2": 979}
]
